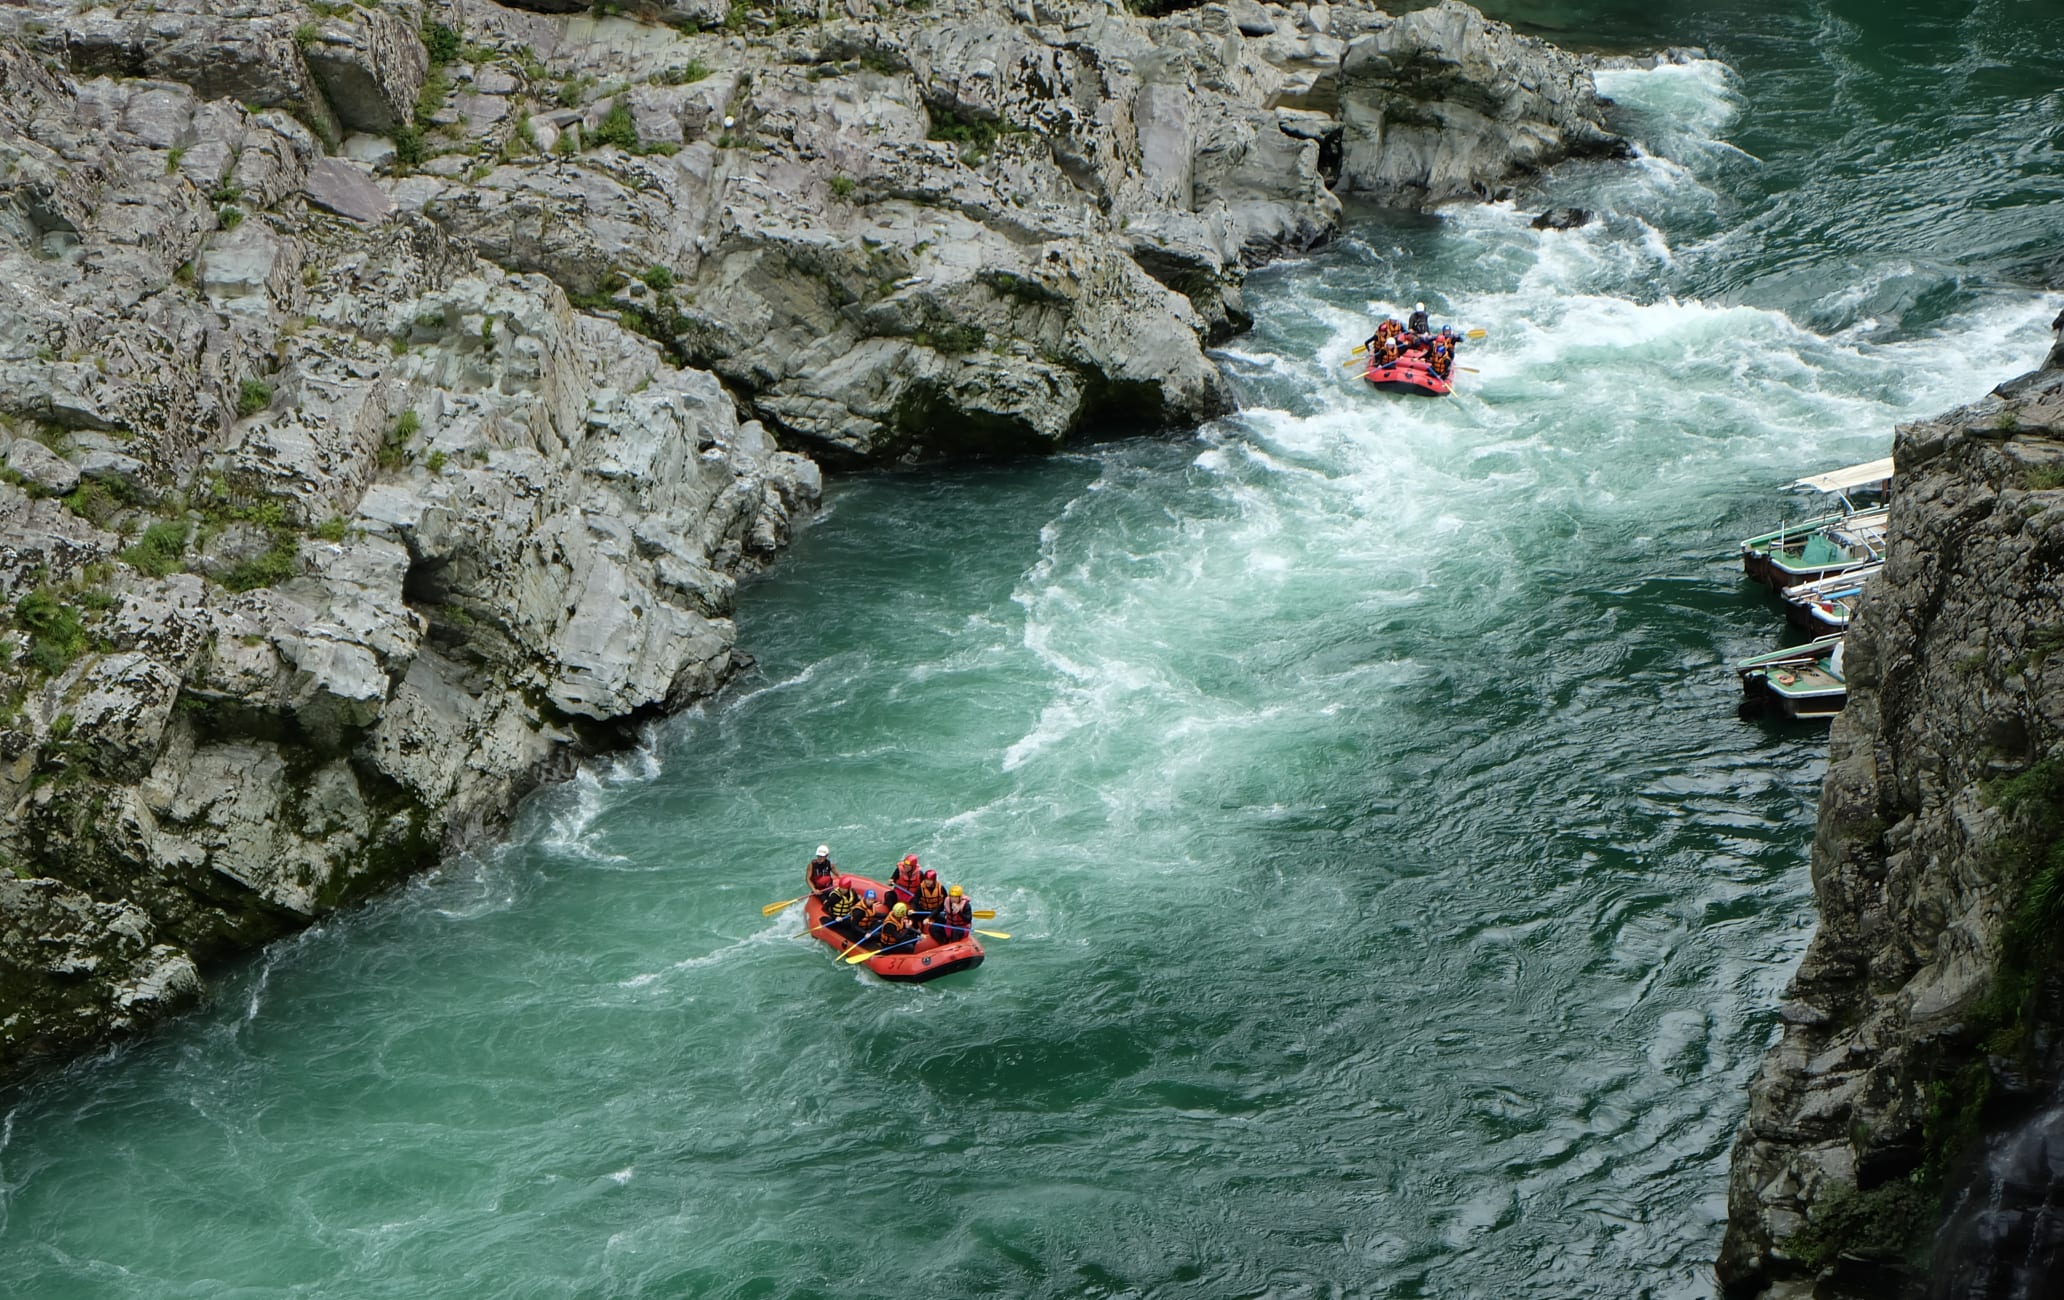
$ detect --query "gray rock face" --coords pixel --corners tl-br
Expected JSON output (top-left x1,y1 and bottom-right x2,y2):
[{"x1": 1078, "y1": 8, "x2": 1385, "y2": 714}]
[
  {"x1": 1718, "y1": 362, "x2": 2064, "y2": 1295},
  {"x1": 0, "y1": 33, "x2": 814, "y2": 1081},
  {"x1": 6, "y1": 440, "x2": 80, "y2": 496},
  {"x1": 300, "y1": 4, "x2": 428, "y2": 135},
  {"x1": 1338, "y1": 0, "x2": 1627, "y2": 206},
  {"x1": 303, "y1": 156, "x2": 396, "y2": 224}
]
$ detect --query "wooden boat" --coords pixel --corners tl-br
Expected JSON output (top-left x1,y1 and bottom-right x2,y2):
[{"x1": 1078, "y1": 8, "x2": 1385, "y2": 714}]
[
  {"x1": 1737, "y1": 635, "x2": 1846, "y2": 718},
  {"x1": 1363, "y1": 352, "x2": 1452, "y2": 396},
  {"x1": 1781, "y1": 563, "x2": 1882, "y2": 634},
  {"x1": 802, "y1": 875, "x2": 984, "y2": 982},
  {"x1": 1740, "y1": 457, "x2": 1893, "y2": 587}
]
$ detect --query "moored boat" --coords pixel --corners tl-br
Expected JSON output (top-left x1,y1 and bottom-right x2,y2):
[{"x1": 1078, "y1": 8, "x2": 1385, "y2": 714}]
[
  {"x1": 1737, "y1": 634, "x2": 1846, "y2": 718},
  {"x1": 1740, "y1": 457, "x2": 1894, "y2": 587},
  {"x1": 803, "y1": 874, "x2": 984, "y2": 982},
  {"x1": 1781, "y1": 562, "x2": 1881, "y2": 633},
  {"x1": 1363, "y1": 353, "x2": 1453, "y2": 397}
]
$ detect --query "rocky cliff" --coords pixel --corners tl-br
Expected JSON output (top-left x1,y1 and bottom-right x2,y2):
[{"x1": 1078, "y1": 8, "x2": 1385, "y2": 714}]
[
  {"x1": 1719, "y1": 345, "x2": 2064, "y2": 1297},
  {"x1": 0, "y1": 0, "x2": 1623, "y2": 1082}
]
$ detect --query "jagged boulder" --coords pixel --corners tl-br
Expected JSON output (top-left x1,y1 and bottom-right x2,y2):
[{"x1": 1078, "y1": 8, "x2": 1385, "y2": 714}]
[
  {"x1": 1337, "y1": 0, "x2": 1628, "y2": 207},
  {"x1": 300, "y1": 4, "x2": 429, "y2": 134}
]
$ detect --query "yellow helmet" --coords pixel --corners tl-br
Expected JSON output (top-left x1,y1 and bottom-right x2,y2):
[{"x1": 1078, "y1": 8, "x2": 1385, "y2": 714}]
[
  {"x1": 947, "y1": 885, "x2": 963, "y2": 898},
  {"x1": 891, "y1": 902, "x2": 908, "y2": 917}
]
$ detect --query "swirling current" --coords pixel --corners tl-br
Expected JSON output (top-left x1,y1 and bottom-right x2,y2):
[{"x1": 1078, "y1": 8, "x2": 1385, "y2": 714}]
[{"x1": 4, "y1": 3, "x2": 2063, "y2": 1297}]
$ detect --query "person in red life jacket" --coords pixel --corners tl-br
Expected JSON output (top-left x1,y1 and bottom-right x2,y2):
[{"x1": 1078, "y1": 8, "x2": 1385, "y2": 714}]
[
  {"x1": 807, "y1": 844, "x2": 836, "y2": 898},
  {"x1": 889, "y1": 854, "x2": 922, "y2": 903},
  {"x1": 912, "y1": 869, "x2": 947, "y2": 918},
  {"x1": 931, "y1": 885, "x2": 974, "y2": 944},
  {"x1": 875, "y1": 902, "x2": 920, "y2": 955},
  {"x1": 822, "y1": 876, "x2": 863, "y2": 936}
]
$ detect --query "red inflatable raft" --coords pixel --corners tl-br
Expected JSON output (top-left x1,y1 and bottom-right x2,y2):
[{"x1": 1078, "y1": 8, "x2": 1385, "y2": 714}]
[
  {"x1": 1363, "y1": 353, "x2": 1453, "y2": 397},
  {"x1": 803, "y1": 875, "x2": 984, "y2": 982}
]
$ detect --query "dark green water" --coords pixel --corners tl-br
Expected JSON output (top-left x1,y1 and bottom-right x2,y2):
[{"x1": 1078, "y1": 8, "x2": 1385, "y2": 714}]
[{"x1": 5, "y1": 5, "x2": 2062, "y2": 1297}]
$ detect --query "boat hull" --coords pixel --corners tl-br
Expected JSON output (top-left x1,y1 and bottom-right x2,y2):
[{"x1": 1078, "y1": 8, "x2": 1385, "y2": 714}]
[
  {"x1": 803, "y1": 874, "x2": 984, "y2": 982},
  {"x1": 1779, "y1": 563, "x2": 1880, "y2": 635},
  {"x1": 1736, "y1": 635, "x2": 1847, "y2": 719},
  {"x1": 1740, "y1": 509, "x2": 1888, "y2": 587},
  {"x1": 1363, "y1": 355, "x2": 1452, "y2": 396}
]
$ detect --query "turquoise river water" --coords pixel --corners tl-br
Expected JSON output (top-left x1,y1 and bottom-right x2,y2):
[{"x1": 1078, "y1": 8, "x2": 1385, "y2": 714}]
[{"x1": 6, "y1": 2, "x2": 2064, "y2": 1297}]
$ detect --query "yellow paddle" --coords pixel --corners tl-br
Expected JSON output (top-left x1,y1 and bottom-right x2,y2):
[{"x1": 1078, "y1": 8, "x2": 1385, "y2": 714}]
[
  {"x1": 834, "y1": 925, "x2": 884, "y2": 961},
  {"x1": 762, "y1": 896, "x2": 805, "y2": 916},
  {"x1": 846, "y1": 938, "x2": 919, "y2": 964},
  {"x1": 973, "y1": 910, "x2": 996, "y2": 918},
  {"x1": 973, "y1": 928, "x2": 1010, "y2": 939}
]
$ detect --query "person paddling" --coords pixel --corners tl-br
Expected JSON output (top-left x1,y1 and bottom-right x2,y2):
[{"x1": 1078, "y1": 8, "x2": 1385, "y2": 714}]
[
  {"x1": 806, "y1": 845, "x2": 836, "y2": 899},
  {"x1": 889, "y1": 854, "x2": 923, "y2": 904},
  {"x1": 932, "y1": 885, "x2": 974, "y2": 944},
  {"x1": 1429, "y1": 326, "x2": 1457, "y2": 380},
  {"x1": 875, "y1": 902, "x2": 920, "y2": 955},
  {"x1": 822, "y1": 877, "x2": 864, "y2": 936},
  {"x1": 912, "y1": 869, "x2": 946, "y2": 918}
]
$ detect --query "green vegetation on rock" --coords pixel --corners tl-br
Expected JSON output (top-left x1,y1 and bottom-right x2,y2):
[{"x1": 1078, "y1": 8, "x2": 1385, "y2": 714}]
[
  {"x1": 13, "y1": 587, "x2": 88, "y2": 677},
  {"x1": 121, "y1": 519, "x2": 190, "y2": 578},
  {"x1": 236, "y1": 379, "x2": 273, "y2": 418}
]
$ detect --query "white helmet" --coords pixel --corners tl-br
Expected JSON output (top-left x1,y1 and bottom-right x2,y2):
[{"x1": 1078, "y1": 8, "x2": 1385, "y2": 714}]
[
  {"x1": 815, "y1": 844, "x2": 830, "y2": 857},
  {"x1": 1414, "y1": 301, "x2": 1425, "y2": 311}
]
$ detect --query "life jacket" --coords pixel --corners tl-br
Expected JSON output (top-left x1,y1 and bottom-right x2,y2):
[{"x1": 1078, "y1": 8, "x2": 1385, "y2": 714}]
[
  {"x1": 825, "y1": 886, "x2": 860, "y2": 919},
  {"x1": 891, "y1": 861, "x2": 922, "y2": 895},
  {"x1": 808, "y1": 859, "x2": 835, "y2": 891},
  {"x1": 939, "y1": 896, "x2": 972, "y2": 929},
  {"x1": 914, "y1": 881, "x2": 947, "y2": 914},
  {"x1": 1376, "y1": 319, "x2": 1400, "y2": 340},
  {"x1": 879, "y1": 914, "x2": 916, "y2": 947}
]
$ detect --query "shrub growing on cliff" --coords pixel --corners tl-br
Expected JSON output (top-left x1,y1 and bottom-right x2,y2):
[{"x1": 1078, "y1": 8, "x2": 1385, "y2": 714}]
[
  {"x1": 236, "y1": 379, "x2": 272, "y2": 418},
  {"x1": 14, "y1": 588, "x2": 86, "y2": 677},
  {"x1": 590, "y1": 99, "x2": 640, "y2": 152},
  {"x1": 380, "y1": 410, "x2": 421, "y2": 470},
  {"x1": 121, "y1": 519, "x2": 190, "y2": 578},
  {"x1": 1786, "y1": 1179, "x2": 1930, "y2": 1272},
  {"x1": 62, "y1": 480, "x2": 129, "y2": 529},
  {"x1": 421, "y1": 18, "x2": 460, "y2": 65},
  {"x1": 221, "y1": 535, "x2": 300, "y2": 593},
  {"x1": 927, "y1": 105, "x2": 1013, "y2": 166}
]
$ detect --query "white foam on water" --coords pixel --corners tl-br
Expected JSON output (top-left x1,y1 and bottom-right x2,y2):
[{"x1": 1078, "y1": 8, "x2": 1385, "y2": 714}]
[{"x1": 614, "y1": 919, "x2": 797, "y2": 989}]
